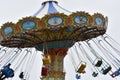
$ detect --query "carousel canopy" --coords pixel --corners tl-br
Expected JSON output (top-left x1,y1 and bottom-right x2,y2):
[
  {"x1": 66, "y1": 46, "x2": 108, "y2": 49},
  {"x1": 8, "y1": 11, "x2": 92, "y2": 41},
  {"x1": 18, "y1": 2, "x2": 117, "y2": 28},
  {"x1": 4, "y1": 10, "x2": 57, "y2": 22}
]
[{"x1": 0, "y1": 0, "x2": 107, "y2": 49}]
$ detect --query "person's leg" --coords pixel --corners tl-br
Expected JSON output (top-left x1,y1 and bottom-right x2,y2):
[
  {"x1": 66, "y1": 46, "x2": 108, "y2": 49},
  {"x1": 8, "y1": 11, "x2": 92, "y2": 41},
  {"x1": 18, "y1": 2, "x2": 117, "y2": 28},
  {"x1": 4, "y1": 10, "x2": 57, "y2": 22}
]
[{"x1": 1, "y1": 75, "x2": 6, "y2": 80}]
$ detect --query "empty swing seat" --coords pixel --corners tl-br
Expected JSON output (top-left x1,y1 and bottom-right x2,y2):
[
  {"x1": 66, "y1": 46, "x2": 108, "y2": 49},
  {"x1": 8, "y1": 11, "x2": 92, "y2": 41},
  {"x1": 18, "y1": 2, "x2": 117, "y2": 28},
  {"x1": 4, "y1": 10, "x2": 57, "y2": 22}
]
[
  {"x1": 101, "y1": 66, "x2": 112, "y2": 75},
  {"x1": 42, "y1": 55, "x2": 51, "y2": 65},
  {"x1": 77, "y1": 62, "x2": 86, "y2": 73},
  {"x1": 93, "y1": 59, "x2": 102, "y2": 67},
  {"x1": 92, "y1": 72, "x2": 98, "y2": 77},
  {"x1": 76, "y1": 74, "x2": 81, "y2": 79},
  {"x1": 41, "y1": 67, "x2": 48, "y2": 76},
  {"x1": 19, "y1": 72, "x2": 24, "y2": 79}
]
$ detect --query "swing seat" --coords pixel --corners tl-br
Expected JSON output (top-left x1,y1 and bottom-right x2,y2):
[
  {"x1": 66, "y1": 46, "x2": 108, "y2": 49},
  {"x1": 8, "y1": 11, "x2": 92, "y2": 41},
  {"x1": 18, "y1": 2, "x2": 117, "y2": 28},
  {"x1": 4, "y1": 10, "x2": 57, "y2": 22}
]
[
  {"x1": 41, "y1": 67, "x2": 48, "y2": 76},
  {"x1": 102, "y1": 66, "x2": 112, "y2": 75},
  {"x1": 92, "y1": 72, "x2": 98, "y2": 77},
  {"x1": 111, "y1": 69, "x2": 120, "y2": 78},
  {"x1": 1, "y1": 64, "x2": 14, "y2": 78},
  {"x1": 94, "y1": 59, "x2": 102, "y2": 67},
  {"x1": 76, "y1": 74, "x2": 81, "y2": 79},
  {"x1": 77, "y1": 62, "x2": 86, "y2": 73},
  {"x1": 19, "y1": 72, "x2": 24, "y2": 79},
  {"x1": 111, "y1": 73, "x2": 118, "y2": 78},
  {"x1": 42, "y1": 55, "x2": 51, "y2": 65}
]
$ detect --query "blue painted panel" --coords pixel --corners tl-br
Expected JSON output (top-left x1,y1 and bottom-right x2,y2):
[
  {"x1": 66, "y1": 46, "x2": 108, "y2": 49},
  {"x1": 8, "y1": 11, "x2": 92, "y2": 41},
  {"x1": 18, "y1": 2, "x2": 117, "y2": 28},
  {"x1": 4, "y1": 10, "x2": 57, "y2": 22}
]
[
  {"x1": 22, "y1": 20, "x2": 36, "y2": 30},
  {"x1": 95, "y1": 16, "x2": 103, "y2": 26},
  {"x1": 4, "y1": 27, "x2": 13, "y2": 35},
  {"x1": 74, "y1": 15, "x2": 87, "y2": 24},
  {"x1": 48, "y1": 16, "x2": 63, "y2": 26}
]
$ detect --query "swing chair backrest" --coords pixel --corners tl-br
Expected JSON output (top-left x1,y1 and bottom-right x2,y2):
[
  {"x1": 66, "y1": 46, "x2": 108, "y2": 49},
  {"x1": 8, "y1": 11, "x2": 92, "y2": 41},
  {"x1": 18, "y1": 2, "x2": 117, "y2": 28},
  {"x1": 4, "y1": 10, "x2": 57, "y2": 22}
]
[
  {"x1": 92, "y1": 72, "x2": 98, "y2": 77},
  {"x1": 102, "y1": 66, "x2": 112, "y2": 75},
  {"x1": 76, "y1": 74, "x2": 81, "y2": 79},
  {"x1": 41, "y1": 66, "x2": 49, "y2": 76},
  {"x1": 42, "y1": 55, "x2": 51, "y2": 65},
  {"x1": 93, "y1": 58, "x2": 102, "y2": 67},
  {"x1": 77, "y1": 61, "x2": 86, "y2": 73}
]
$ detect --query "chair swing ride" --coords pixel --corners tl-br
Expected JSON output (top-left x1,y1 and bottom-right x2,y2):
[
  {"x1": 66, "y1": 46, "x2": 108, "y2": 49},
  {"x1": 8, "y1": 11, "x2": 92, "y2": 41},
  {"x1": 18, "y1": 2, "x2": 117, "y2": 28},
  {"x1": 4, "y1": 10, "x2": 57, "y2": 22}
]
[{"x1": 0, "y1": 0, "x2": 120, "y2": 80}]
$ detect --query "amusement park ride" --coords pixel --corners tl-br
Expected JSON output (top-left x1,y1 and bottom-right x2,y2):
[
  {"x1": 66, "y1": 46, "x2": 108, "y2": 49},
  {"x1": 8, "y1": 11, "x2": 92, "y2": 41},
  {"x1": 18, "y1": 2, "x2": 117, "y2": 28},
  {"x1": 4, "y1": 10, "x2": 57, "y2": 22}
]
[{"x1": 0, "y1": 0, "x2": 120, "y2": 80}]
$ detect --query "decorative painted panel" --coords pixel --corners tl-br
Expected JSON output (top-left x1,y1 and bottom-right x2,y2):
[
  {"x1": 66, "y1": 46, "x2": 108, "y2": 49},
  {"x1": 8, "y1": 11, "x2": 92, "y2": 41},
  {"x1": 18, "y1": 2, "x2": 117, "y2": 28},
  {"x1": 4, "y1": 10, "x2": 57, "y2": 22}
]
[
  {"x1": 41, "y1": 13, "x2": 68, "y2": 28},
  {"x1": 93, "y1": 13, "x2": 105, "y2": 27},
  {"x1": 48, "y1": 16, "x2": 63, "y2": 26},
  {"x1": 74, "y1": 15, "x2": 87, "y2": 25},
  {"x1": 4, "y1": 27, "x2": 13, "y2": 35},
  {"x1": 22, "y1": 20, "x2": 36, "y2": 30}
]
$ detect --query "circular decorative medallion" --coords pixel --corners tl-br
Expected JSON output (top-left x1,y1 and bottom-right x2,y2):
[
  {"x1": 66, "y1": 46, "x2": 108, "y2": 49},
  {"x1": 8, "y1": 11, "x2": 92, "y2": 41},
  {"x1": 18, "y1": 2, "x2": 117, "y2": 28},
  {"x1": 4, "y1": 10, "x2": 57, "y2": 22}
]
[
  {"x1": 22, "y1": 20, "x2": 36, "y2": 30},
  {"x1": 94, "y1": 16, "x2": 103, "y2": 26},
  {"x1": 74, "y1": 15, "x2": 87, "y2": 25},
  {"x1": 48, "y1": 16, "x2": 63, "y2": 26},
  {"x1": 4, "y1": 27, "x2": 13, "y2": 35}
]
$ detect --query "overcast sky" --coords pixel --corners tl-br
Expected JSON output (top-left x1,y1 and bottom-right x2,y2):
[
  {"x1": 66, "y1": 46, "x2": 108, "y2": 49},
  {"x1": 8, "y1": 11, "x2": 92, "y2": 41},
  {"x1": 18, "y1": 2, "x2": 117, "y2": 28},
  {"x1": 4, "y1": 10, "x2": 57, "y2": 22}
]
[{"x1": 0, "y1": 0, "x2": 120, "y2": 80}]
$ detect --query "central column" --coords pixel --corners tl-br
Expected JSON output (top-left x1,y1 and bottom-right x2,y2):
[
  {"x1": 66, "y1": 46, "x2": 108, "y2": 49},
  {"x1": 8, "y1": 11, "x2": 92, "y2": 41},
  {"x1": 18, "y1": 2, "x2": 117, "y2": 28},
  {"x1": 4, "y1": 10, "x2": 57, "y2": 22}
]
[{"x1": 42, "y1": 48, "x2": 68, "y2": 80}]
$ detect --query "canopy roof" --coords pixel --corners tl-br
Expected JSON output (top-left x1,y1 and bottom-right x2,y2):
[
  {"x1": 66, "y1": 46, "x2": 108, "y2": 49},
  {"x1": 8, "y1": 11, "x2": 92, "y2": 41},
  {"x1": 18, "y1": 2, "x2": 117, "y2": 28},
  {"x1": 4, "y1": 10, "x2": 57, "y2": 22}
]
[{"x1": 34, "y1": 0, "x2": 71, "y2": 17}]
